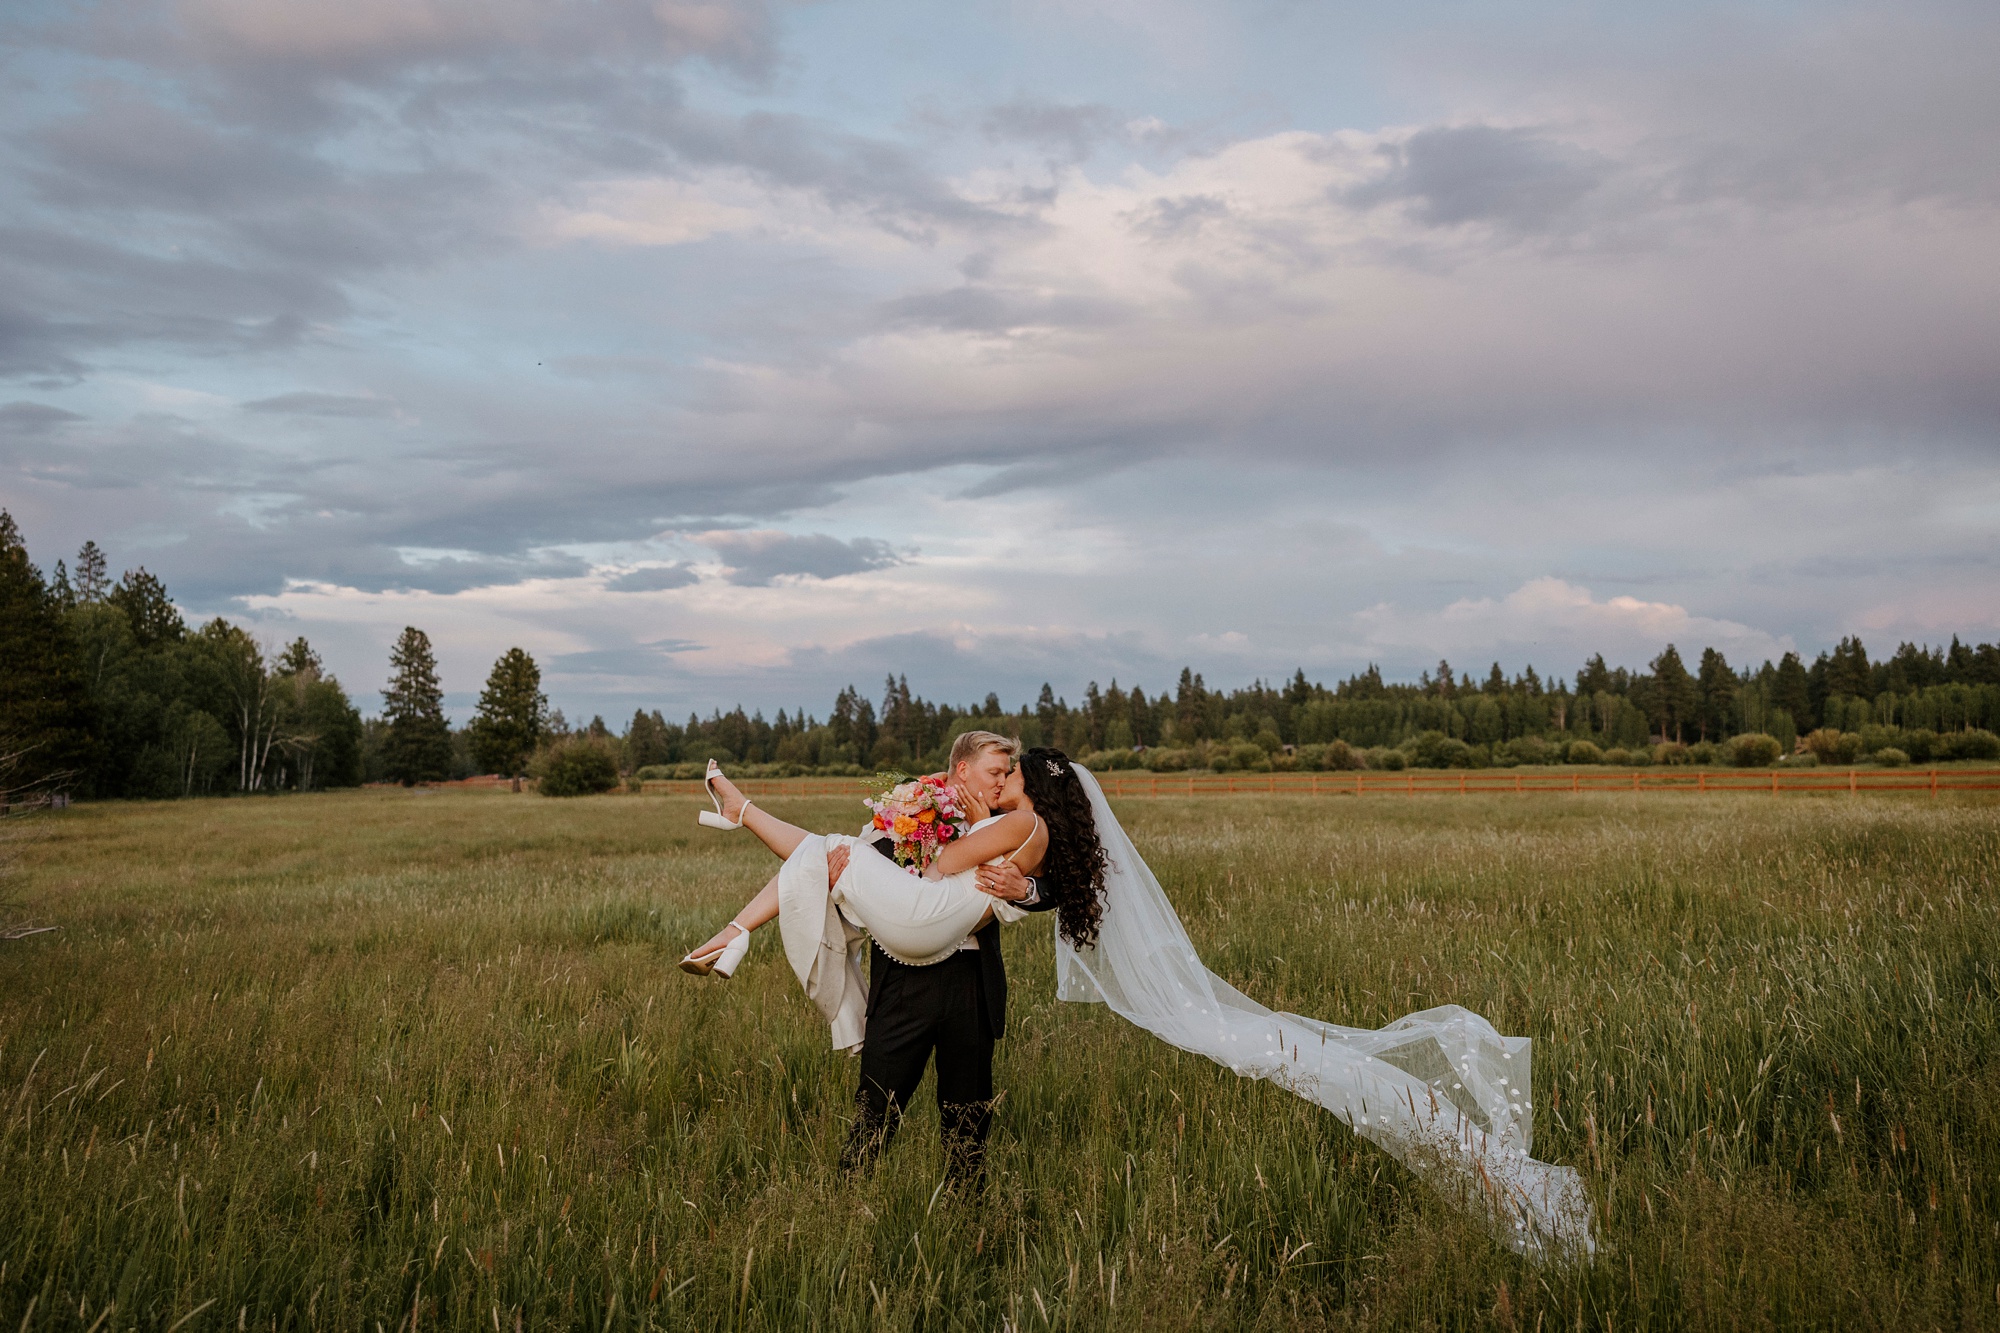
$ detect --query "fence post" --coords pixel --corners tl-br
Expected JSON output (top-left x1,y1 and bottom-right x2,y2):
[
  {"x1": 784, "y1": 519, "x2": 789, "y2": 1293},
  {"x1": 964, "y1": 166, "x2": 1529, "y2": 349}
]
[
  {"x1": 1930, "y1": 769, "x2": 1937, "y2": 797},
  {"x1": 1356, "y1": 773, "x2": 1363, "y2": 797},
  {"x1": 1699, "y1": 772, "x2": 1706, "y2": 793},
  {"x1": 1572, "y1": 773, "x2": 1578, "y2": 793},
  {"x1": 1849, "y1": 769, "x2": 1857, "y2": 794}
]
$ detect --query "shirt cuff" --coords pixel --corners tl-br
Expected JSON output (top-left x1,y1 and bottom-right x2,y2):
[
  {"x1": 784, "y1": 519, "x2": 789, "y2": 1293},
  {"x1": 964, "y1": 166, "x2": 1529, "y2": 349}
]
[{"x1": 1020, "y1": 878, "x2": 1040, "y2": 906}]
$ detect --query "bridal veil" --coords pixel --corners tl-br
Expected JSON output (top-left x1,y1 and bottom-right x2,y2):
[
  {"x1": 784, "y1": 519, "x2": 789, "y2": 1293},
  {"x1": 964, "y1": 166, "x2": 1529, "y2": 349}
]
[{"x1": 1054, "y1": 766, "x2": 1596, "y2": 1261}]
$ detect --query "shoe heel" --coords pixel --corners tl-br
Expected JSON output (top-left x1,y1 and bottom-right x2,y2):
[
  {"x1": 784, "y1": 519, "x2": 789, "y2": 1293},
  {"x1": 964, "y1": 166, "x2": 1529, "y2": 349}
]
[
  {"x1": 711, "y1": 929, "x2": 751, "y2": 979},
  {"x1": 698, "y1": 811, "x2": 741, "y2": 830}
]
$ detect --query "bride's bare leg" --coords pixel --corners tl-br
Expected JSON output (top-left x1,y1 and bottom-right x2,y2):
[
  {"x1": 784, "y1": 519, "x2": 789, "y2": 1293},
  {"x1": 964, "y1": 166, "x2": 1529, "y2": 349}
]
[
  {"x1": 686, "y1": 844, "x2": 849, "y2": 960},
  {"x1": 708, "y1": 768, "x2": 813, "y2": 860}
]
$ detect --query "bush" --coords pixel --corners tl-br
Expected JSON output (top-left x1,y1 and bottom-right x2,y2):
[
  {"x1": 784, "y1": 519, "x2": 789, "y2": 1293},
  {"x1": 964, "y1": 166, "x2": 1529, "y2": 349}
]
[
  {"x1": 1141, "y1": 748, "x2": 1193, "y2": 772},
  {"x1": 1725, "y1": 733, "x2": 1783, "y2": 768},
  {"x1": 1802, "y1": 728, "x2": 1863, "y2": 765},
  {"x1": 1903, "y1": 728, "x2": 1940, "y2": 763},
  {"x1": 1566, "y1": 740, "x2": 1604, "y2": 765},
  {"x1": 534, "y1": 740, "x2": 620, "y2": 797},
  {"x1": 1654, "y1": 742, "x2": 1690, "y2": 766},
  {"x1": 1686, "y1": 741, "x2": 1718, "y2": 765},
  {"x1": 1365, "y1": 747, "x2": 1405, "y2": 771},
  {"x1": 1295, "y1": 740, "x2": 1362, "y2": 772},
  {"x1": 1872, "y1": 748, "x2": 1910, "y2": 767},
  {"x1": 1082, "y1": 749, "x2": 1141, "y2": 771},
  {"x1": 1777, "y1": 752, "x2": 1819, "y2": 768},
  {"x1": 1500, "y1": 736, "x2": 1553, "y2": 766},
  {"x1": 1941, "y1": 728, "x2": 2000, "y2": 762},
  {"x1": 1235, "y1": 743, "x2": 1273, "y2": 772},
  {"x1": 1405, "y1": 731, "x2": 1472, "y2": 769},
  {"x1": 1601, "y1": 747, "x2": 1632, "y2": 766}
]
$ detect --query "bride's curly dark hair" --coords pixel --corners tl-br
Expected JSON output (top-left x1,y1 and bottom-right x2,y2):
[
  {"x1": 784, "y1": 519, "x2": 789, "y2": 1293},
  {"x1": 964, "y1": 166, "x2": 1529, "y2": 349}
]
[{"x1": 1018, "y1": 747, "x2": 1107, "y2": 949}]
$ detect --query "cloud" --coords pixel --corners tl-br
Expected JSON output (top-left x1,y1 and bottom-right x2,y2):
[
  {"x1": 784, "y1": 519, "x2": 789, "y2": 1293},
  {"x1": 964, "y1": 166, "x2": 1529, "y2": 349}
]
[
  {"x1": 605, "y1": 563, "x2": 699, "y2": 592},
  {"x1": 699, "y1": 531, "x2": 903, "y2": 585},
  {"x1": 242, "y1": 391, "x2": 396, "y2": 417},
  {"x1": 1353, "y1": 579, "x2": 1793, "y2": 672},
  {"x1": 1346, "y1": 125, "x2": 1604, "y2": 231},
  {"x1": 0, "y1": 401, "x2": 87, "y2": 434}
]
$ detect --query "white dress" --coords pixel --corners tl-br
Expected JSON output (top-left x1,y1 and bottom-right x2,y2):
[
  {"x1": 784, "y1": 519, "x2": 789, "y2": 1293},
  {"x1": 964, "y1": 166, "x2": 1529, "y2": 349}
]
[{"x1": 774, "y1": 815, "x2": 1032, "y2": 1052}]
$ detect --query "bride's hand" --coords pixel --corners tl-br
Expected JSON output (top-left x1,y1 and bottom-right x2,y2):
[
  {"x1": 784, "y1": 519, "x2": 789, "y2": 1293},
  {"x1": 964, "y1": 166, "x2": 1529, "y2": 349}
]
[
  {"x1": 826, "y1": 844, "x2": 850, "y2": 888},
  {"x1": 952, "y1": 781, "x2": 991, "y2": 823}
]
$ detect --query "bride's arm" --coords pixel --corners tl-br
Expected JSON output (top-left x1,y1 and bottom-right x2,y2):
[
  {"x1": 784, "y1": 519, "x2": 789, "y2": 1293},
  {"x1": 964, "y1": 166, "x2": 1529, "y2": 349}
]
[{"x1": 923, "y1": 809, "x2": 1037, "y2": 879}]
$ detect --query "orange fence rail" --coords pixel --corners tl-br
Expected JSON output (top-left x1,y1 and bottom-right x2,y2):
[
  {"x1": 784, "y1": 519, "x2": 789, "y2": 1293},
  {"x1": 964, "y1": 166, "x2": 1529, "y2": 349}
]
[{"x1": 635, "y1": 769, "x2": 2000, "y2": 799}]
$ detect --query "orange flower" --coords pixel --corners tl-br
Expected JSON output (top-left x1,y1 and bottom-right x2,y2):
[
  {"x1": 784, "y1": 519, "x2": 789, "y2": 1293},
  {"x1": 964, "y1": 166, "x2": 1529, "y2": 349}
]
[
  {"x1": 917, "y1": 808, "x2": 935, "y2": 823},
  {"x1": 892, "y1": 815, "x2": 916, "y2": 838}
]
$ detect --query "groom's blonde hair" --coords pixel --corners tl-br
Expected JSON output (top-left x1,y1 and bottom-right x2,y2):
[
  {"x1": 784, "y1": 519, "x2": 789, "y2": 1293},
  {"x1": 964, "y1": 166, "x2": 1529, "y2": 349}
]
[{"x1": 948, "y1": 730, "x2": 1019, "y2": 773}]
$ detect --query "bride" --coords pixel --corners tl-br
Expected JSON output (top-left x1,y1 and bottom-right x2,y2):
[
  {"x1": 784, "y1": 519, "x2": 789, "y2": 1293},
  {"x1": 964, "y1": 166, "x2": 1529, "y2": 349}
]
[
  {"x1": 681, "y1": 752, "x2": 1595, "y2": 1261},
  {"x1": 679, "y1": 747, "x2": 1109, "y2": 1049}
]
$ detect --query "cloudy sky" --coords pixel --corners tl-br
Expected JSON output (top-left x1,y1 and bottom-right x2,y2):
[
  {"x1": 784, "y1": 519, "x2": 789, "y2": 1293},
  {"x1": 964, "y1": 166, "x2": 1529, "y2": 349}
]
[{"x1": 4, "y1": 0, "x2": 1997, "y2": 722}]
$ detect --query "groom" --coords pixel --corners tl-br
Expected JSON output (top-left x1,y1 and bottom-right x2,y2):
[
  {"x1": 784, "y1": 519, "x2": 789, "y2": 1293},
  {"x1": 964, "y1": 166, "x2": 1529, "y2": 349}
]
[{"x1": 831, "y1": 731, "x2": 1050, "y2": 1186}]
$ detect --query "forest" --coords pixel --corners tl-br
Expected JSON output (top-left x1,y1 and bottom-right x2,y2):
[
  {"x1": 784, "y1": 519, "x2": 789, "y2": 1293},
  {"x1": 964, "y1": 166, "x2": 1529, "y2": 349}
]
[{"x1": 5, "y1": 512, "x2": 1998, "y2": 800}]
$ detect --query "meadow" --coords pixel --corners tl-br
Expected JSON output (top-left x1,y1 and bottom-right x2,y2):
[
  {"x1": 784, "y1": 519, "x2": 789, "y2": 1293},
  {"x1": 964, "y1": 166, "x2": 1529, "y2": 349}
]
[{"x1": 1, "y1": 787, "x2": 1995, "y2": 1331}]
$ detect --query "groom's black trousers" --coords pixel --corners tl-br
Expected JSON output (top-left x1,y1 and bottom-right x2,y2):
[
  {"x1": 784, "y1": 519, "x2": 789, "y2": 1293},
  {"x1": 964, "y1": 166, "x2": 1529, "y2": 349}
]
[{"x1": 840, "y1": 944, "x2": 994, "y2": 1182}]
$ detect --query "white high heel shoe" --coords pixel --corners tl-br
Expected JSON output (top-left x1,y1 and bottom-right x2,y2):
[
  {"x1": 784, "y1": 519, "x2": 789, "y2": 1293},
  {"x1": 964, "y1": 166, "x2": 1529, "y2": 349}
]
[
  {"x1": 679, "y1": 921, "x2": 751, "y2": 977},
  {"x1": 698, "y1": 759, "x2": 752, "y2": 831}
]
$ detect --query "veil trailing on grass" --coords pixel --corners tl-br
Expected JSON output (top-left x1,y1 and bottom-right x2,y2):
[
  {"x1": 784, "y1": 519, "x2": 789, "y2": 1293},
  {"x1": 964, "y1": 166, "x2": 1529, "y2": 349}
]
[{"x1": 1055, "y1": 766, "x2": 1596, "y2": 1261}]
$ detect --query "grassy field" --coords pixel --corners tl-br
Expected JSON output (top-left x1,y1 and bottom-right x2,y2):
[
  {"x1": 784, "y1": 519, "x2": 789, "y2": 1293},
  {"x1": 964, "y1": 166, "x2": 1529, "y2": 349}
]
[{"x1": 2, "y1": 788, "x2": 1996, "y2": 1331}]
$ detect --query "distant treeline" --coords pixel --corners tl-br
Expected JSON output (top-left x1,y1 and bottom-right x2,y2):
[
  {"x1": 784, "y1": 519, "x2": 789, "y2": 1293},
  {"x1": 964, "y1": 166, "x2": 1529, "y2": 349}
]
[{"x1": 4, "y1": 512, "x2": 1998, "y2": 799}]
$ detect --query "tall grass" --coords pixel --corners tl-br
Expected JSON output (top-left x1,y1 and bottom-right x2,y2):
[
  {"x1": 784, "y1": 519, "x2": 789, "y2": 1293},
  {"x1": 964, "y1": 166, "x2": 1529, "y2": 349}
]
[{"x1": 2, "y1": 789, "x2": 1995, "y2": 1329}]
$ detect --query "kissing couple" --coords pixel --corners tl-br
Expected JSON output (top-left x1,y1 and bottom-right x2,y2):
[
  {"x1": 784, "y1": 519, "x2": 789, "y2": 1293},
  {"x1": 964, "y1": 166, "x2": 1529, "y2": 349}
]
[
  {"x1": 680, "y1": 734, "x2": 1600, "y2": 1259},
  {"x1": 681, "y1": 731, "x2": 1100, "y2": 1186}
]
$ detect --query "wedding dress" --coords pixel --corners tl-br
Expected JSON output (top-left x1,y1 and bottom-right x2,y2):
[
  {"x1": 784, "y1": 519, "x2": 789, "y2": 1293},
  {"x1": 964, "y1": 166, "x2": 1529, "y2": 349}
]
[
  {"x1": 775, "y1": 816, "x2": 1030, "y2": 1053},
  {"x1": 1056, "y1": 767, "x2": 1596, "y2": 1261}
]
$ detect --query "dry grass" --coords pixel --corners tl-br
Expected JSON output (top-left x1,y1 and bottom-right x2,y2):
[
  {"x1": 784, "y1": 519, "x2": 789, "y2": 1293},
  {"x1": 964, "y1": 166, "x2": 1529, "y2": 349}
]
[{"x1": 1, "y1": 788, "x2": 1996, "y2": 1330}]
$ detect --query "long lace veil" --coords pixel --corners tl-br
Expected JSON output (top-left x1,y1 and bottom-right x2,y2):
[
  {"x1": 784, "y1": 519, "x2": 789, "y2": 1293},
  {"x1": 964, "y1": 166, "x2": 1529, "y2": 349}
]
[{"x1": 1055, "y1": 766, "x2": 1596, "y2": 1260}]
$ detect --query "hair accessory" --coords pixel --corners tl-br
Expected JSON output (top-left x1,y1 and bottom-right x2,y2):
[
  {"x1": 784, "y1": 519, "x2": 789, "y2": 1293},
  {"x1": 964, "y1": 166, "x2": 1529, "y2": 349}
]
[{"x1": 1046, "y1": 759, "x2": 1063, "y2": 775}]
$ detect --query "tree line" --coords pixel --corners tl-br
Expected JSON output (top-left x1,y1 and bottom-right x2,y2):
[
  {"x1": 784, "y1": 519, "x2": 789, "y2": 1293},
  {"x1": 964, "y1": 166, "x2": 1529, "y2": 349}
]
[{"x1": 5, "y1": 511, "x2": 1998, "y2": 800}]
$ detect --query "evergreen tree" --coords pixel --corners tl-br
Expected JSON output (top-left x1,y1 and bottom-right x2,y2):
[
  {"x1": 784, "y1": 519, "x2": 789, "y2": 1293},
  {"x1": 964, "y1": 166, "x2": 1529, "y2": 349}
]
[
  {"x1": 1695, "y1": 648, "x2": 1737, "y2": 740},
  {"x1": 0, "y1": 511, "x2": 95, "y2": 792},
  {"x1": 74, "y1": 541, "x2": 109, "y2": 602},
  {"x1": 107, "y1": 569, "x2": 185, "y2": 648},
  {"x1": 1772, "y1": 651, "x2": 1813, "y2": 731},
  {"x1": 1648, "y1": 644, "x2": 1697, "y2": 742},
  {"x1": 467, "y1": 648, "x2": 546, "y2": 776},
  {"x1": 381, "y1": 627, "x2": 452, "y2": 785}
]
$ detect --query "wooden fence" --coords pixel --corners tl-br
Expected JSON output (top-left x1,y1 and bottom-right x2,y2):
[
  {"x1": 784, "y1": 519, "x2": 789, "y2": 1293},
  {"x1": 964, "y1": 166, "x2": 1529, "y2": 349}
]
[{"x1": 635, "y1": 769, "x2": 2000, "y2": 799}]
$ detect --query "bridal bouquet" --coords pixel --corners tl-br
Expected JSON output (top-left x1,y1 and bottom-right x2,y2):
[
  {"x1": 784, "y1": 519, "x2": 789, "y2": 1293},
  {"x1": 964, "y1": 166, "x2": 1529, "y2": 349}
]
[{"x1": 863, "y1": 773, "x2": 970, "y2": 874}]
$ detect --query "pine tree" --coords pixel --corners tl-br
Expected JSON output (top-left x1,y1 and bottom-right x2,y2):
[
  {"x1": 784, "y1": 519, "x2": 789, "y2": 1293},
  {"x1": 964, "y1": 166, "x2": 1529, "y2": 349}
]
[
  {"x1": 1649, "y1": 644, "x2": 1697, "y2": 742},
  {"x1": 75, "y1": 541, "x2": 108, "y2": 602},
  {"x1": 466, "y1": 648, "x2": 546, "y2": 776},
  {"x1": 0, "y1": 510, "x2": 96, "y2": 793},
  {"x1": 1772, "y1": 651, "x2": 1812, "y2": 732},
  {"x1": 382, "y1": 627, "x2": 452, "y2": 785},
  {"x1": 1695, "y1": 647, "x2": 1737, "y2": 740},
  {"x1": 107, "y1": 569, "x2": 185, "y2": 648}
]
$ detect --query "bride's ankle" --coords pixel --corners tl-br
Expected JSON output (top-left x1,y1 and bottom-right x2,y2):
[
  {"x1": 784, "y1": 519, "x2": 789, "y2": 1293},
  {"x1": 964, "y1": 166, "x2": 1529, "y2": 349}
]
[{"x1": 711, "y1": 775, "x2": 750, "y2": 822}]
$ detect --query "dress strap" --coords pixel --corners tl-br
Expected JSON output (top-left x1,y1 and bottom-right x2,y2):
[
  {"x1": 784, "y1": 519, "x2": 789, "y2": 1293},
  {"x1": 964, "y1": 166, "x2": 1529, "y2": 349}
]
[{"x1": 1003, "y1": 814, "x2": 1041, "y2": 864}]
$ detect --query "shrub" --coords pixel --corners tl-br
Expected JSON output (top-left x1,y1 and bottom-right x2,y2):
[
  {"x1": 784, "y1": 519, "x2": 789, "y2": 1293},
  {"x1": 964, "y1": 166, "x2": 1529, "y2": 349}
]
[
  {"x1": 1725, "y1": 733, "x2": 1783, "y2": 768},
  {"x1": 1872, "y1": 748, "x2": 1910, "y2": 767},
  {"x1": 1566, "y1": 740, "x2": 1604, "y2": 765},
  {"x1": 1902, "y1": 728, "x2": 1939, "y2": 762},
  {"x1": 1141, "y1": 748, "x2": 1193, "y2": 772},
  {"x1": 1654, "y1": 742, "x2": 1690, "y2": 766},
  {"x1": 1322, "y1": 740, "x2": 1362, "y2": 771},
  {"x1": 1500, "y1": 736, "x2": 1552, "y2": 766},
  {"x1": 1082, "y1": 749, "x2": 1140, "y2": 771},
  {"x1": 1686, "y1": 741, "x2": 1718, "y2": 765},
  {"x1": 1802, "y1": 728, "x2": 1863, "y2": 765},
  {"x1": 534, "y1": 739, "x2": 620, "y2": 797},
  {"x1": 1601, "y1": 747, "x2": 1632, "y2": 766},
  {"x1": 1269, "y1": 751, "x2": 1299, "y2": 772},
  {"x1": 1941, "y1": 728, "x2": 2000, "y2": 761},
  {"x1": 1777, "y1": 752, "x2": 1819, "y2": 768},
  {"x1": 1405, "y1": 731, "x2": 1472, "y2": 769},
  {"x1": 1365, "y1": 747, "x2": 1405, "y2": 771},
  {"x1": 1223, "y1": 743, "x2": 1271, "y2": 772}
]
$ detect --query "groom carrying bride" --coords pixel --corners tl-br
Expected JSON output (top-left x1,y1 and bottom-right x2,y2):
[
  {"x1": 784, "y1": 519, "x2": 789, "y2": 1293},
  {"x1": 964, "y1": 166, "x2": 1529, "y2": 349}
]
[{"x1": 833, "y1": 731, "x2": 1051, "y2": 1186}]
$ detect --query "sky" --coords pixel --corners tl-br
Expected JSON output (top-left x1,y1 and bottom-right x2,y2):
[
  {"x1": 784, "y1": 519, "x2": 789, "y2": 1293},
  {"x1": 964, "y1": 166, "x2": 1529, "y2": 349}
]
[{"x1": 3, "y1": 0, "x2": 1997, "y2": 723}]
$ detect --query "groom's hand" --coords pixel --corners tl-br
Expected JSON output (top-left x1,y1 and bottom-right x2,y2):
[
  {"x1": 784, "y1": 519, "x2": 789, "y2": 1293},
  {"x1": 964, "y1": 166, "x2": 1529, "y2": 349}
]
[{"x1": 976, "y1": 862, "x2": 1031, "y2": 902}]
